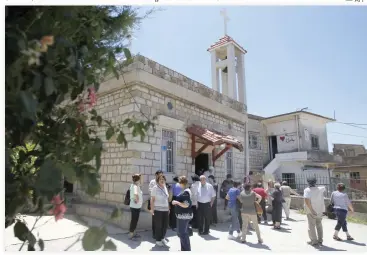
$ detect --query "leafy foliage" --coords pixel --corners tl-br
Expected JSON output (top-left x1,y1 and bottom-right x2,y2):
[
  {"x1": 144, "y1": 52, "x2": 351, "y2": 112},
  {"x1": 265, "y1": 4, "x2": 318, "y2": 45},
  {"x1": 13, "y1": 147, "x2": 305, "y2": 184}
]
[{"x1": 5, "y1": 6, "x2": 154, "y2": 250}]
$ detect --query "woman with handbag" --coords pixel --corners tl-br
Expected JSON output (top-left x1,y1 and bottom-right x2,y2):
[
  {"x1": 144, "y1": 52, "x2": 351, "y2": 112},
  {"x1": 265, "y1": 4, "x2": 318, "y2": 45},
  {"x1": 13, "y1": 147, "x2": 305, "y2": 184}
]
[
  {"x1": 331, "y1": 183, "x2": 355, "y2": 241},
  {"x1": 238, "y1": 183, "x2": 263, "y2": 244},
  {"x1": 150, "y1": 175, "x2": 170, "y2": 247},
  {"x1": 172, "y1": 176, "x2": 193, "y2": 251}
]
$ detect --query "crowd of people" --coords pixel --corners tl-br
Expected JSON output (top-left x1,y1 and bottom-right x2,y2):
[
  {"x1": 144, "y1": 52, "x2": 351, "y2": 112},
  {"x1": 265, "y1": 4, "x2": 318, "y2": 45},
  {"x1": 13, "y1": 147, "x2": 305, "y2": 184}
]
[{"x1": 125, "y1": 169, "x2": 356, "y2": 251}]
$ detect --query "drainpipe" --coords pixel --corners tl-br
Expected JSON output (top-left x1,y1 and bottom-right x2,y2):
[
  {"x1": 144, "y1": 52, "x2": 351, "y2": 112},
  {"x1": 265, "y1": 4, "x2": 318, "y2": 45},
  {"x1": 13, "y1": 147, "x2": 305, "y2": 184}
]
[{"x1": 296, "y1": 115, "x2": 300, "y2": 152}]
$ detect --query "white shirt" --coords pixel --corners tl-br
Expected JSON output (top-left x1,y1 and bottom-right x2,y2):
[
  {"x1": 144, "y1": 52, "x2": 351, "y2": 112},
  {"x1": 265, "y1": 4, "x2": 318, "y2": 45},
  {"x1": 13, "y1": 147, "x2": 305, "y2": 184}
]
[
  {"x1": 151, "y1": 185, "x2": 169, "y2": 211},
  {"x1": 129, "y1": 184, "x2": 143, "y2": 209},
  {"x1": 149, "y1": 179, "x2": 156, "y2": 195},
  {"x1": 197, "y1": 183, "x2": 216, "y2": 203},
  {"x1": 190, "y1": 181, "x2": 200, "y2": 206},
  {"x1": 303, "y1": 186, "x2": 326, "y2": 216}
]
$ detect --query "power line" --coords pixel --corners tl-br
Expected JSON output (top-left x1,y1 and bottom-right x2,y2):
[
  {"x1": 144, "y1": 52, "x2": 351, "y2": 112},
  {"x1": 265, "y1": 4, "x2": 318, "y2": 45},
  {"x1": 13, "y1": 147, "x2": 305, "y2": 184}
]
[
  {"x1": 334, "y1": 122, "x2": 367, "y2": 131},
  {"x1": 342, "y1": 123, "x2": 367, "y2": 126},
  {"x1": 329, "y1": 132, "x2": 367, "y2": 139}
]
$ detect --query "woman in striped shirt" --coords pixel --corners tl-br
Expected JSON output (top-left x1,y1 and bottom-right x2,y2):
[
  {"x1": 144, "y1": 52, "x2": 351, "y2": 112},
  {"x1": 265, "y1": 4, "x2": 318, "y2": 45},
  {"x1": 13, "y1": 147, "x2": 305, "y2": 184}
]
[{"x1": 331, "y1": 183, "x2": 354, "y2": 241}]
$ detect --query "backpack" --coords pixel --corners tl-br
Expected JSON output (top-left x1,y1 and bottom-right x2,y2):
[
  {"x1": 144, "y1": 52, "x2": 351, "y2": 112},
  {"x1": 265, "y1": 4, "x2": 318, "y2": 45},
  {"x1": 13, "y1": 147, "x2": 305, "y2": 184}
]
[{"x1": 124, "y1": 189, "x2": 130, "y2": 205}]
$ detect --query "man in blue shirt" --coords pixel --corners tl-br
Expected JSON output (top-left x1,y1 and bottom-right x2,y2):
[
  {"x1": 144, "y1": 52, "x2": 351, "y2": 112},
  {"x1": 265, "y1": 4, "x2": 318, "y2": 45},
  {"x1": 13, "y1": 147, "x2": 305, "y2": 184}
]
[{"x1": 226, "y1": 182, "x2": 242, "y2": 239}]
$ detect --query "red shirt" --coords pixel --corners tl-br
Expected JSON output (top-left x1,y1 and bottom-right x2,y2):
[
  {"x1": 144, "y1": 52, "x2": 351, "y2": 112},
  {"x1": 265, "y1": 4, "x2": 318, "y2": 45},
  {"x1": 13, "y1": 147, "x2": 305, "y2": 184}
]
[{"x1": 253, "y1": 188, "x2": 268, "y2": 199}]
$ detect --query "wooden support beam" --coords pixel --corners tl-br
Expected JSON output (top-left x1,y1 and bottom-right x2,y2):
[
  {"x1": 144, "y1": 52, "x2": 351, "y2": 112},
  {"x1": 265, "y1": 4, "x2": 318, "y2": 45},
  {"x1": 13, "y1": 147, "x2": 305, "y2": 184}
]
[
  {"x1": 212, "y1": 147, "x2": 216, "y2": 167},
  {"x1": 194, "y1": 144, "x2": 209, "y2": 158},
  {"x1": 191, "y1": 134, "x2": 196, "y2": 165},
  {"x1": 214, "y1": 144, "x2": 232, "y2": 162}
]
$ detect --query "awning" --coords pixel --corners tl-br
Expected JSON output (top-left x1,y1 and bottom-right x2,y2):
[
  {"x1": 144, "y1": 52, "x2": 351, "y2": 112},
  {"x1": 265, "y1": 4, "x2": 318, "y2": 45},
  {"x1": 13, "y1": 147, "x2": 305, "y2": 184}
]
[
  {"x1": 186, "y1": 125, "x2": 243, "y2": 151},
  {"x1": 186, "y1": 125, "x2": 244, "y2": 167}
]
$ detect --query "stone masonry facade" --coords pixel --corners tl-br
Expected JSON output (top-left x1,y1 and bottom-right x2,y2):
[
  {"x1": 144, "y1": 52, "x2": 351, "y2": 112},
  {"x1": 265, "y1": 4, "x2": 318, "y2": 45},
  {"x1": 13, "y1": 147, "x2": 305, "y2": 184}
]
[
  {"x1": 248, "y1": 114, "x2": 269, "y2": 172},
  {"x1": 76, "y1": 55, "x2": 247, "y2": 206}
]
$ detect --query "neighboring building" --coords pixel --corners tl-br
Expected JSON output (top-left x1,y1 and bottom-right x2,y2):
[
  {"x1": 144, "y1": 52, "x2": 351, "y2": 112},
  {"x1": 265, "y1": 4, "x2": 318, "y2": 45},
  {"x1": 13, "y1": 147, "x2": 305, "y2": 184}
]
[
  {"x1": 333, "y1": 143, "x2": 367, "y2": 157},
  {"x1": 333, "y1": 144, "x2": 367, "y2": 192},
  {"x1": 261, "y1": 111, "x2": 336, "y2": 193}
]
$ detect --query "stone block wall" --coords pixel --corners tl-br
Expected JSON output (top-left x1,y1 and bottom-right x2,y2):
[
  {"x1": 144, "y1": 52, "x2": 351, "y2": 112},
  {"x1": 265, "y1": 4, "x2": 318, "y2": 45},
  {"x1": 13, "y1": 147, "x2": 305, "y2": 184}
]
[
  {"x1": 76, "y1": 81, "x2": 247, "y2": 206},
  {"x1": 248, "y1": 115, "x2": 269, "y2": 172}
]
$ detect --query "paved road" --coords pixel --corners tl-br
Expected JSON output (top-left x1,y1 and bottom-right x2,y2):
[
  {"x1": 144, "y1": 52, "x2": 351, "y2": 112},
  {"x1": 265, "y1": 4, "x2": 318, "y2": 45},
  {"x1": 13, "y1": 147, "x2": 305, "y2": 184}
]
[{"x1": 4, "y1": 210, "x2": 367, "y2": 252}]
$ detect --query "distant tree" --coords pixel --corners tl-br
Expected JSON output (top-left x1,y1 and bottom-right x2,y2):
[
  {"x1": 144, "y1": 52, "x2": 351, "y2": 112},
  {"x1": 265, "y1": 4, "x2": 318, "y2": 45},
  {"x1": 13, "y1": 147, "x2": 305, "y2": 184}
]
[{"x1": 5, "y1": 6, "x2": 154, "y2": 251}]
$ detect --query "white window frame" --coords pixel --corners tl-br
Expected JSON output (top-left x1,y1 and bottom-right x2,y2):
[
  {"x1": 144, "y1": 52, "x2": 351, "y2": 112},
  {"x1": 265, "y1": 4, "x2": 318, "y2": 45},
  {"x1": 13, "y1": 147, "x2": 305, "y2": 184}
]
[
  {"x1": 249, "y1": 132, "x2": 261, "y2": 150},
  {"x1": 160, "y1": 128, "x2": 177, "y2": 173},
  {"x1": 310, "y1": 134, "x2": 319, "y2": 150},
  {"x1": 225, "y1": 148, "x2": 234, "y2": 176}
]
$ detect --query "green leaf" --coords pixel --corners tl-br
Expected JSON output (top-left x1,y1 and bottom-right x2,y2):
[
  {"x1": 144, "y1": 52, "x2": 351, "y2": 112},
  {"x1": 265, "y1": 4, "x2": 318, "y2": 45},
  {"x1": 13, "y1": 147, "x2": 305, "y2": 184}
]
[
  {"x1": 89, "y1": 109, "x2": 97, "y2": 116},
  {"x1": 111, "y1": 206, "x2": 121, "y2": 219},
  {"x1": 14, "y1": 221, "x2": 29, "y2": 242},
  {"x1": 123, "y1": 118, "x2": 130, "y2": 125},
  {"x1": 123, "y1": 48, "x2": 132, "y2": 60},
  {"x1": 105, "y1": 127, "x2": 114, "y2": 140},
  {"x1": 82, "y1": 226, "x2": 108, "y2": 251},
  {"x1": 96, "y1": 116, "x2": 102, "y2": 127},
  {"x1": 19, "y1": 91, "x2": 38, "y2": 120},
  {"x1": 116, "y1": 132, "x2": 125, "y2": 145},
  {"x1": 35, "y1": 159, "x2": 63, "y2": 198},
  {"x1": 27, "y1": 244, "x2": 35, "y2": 251},
  {"x1": 67, "y1": 54, "x2": 76, "y2": 68},
  {"x1": 38, "y1": 239, "x2": 45, "y2": 251},
  {"x1": 44, "y1": 76, "x2": 55, "y2": 96},
  {"x1": 81, "y1": 45, "x2": 88, "y2": 56},
  {"x1": 103, "y1": 240, "x2": 117, "y2": 251},
  {"x1": 82, "y1": 143, "x2": 95, "y2": 162},
  {"x1": 61, "y1": 163, "x2": 77, "y2": 183},
  {"x1": 27, "y1": 231, "x2": 37, "y2": 247}
]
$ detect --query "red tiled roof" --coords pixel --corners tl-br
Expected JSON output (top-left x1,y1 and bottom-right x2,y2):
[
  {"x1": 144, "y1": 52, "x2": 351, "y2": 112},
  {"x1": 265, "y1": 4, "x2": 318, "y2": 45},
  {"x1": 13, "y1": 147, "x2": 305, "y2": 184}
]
[
  {"x1": 186, "y1": 125, "x2": 244, "y2": 152},
  {"x1": 207, "y1": 35, "x2": 247, "y2": 54}
]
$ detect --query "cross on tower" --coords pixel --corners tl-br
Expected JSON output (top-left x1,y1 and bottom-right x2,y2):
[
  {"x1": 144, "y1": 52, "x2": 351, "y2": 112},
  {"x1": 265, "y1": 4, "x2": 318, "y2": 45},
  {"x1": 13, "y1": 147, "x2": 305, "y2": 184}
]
[{"x1": 220, "y1": 9, "x2": 230, "y2": 36}]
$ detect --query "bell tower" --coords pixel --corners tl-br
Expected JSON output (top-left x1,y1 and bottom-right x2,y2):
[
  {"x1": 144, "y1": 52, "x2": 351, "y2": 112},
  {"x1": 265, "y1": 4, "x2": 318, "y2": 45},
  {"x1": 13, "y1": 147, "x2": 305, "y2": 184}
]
[{"x1": 207, "y1": 9, "x2": 247, "y2": 105}]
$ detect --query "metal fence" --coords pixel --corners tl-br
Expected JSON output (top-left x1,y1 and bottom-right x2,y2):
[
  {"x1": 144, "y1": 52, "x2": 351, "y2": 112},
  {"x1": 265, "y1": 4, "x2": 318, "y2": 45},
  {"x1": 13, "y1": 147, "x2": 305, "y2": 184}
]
[{"x1": 275, "y1": 174, "x2": 367, "y2": 200}]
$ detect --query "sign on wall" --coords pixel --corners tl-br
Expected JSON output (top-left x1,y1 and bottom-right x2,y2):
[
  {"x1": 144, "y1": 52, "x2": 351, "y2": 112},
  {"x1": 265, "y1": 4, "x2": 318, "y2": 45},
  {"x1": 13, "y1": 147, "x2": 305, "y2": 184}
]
[
  {"x1": 304, "y1": 128, "x2": 310, "y2": 142},
  {"x1": 277, "y1": 132, "x2": 298, "y2": 152}
]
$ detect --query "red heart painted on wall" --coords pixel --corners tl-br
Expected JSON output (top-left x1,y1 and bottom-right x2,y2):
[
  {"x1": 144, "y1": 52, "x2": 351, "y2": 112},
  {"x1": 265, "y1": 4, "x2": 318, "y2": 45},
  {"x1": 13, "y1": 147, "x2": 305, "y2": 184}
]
[{"x1": 280, "y1": 136, "x2": 285, "y2": 141}]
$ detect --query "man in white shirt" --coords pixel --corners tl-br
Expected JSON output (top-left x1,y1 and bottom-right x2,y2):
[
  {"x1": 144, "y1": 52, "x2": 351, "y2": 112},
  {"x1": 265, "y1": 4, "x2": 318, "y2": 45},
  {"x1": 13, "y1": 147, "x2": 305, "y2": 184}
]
[
  {"x1": 303, "y1": 176, "x2": 325, "y2": 246},
  {"x1": 203, "y1": 166, "x2": 215, "y2": 179},
  {"x1": 197, "y1": 175, "x2": 216, "y2": 235}
]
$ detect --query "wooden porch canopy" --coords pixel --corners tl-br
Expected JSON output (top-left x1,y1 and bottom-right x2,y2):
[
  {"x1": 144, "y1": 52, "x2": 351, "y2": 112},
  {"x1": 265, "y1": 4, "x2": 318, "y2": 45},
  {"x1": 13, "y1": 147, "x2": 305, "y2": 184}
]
[{"x1": 186, "y1": 125, "x2": 244, "y2": 167}]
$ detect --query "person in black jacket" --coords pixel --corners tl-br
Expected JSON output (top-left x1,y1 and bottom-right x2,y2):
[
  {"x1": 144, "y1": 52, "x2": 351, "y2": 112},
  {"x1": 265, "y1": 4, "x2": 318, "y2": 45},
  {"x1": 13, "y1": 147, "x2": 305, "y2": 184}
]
[
  {"x1": 220, "y1": 174, "x2": 234, "y2": 210},
  {"x1": 172, "y1": 176, "x2": 193, "y2": 251}
]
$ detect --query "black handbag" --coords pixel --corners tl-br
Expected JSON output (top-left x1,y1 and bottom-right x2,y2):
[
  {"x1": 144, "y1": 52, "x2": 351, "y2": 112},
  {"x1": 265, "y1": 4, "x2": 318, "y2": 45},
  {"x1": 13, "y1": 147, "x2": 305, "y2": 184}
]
[{"x1": 327, "y1": 194, "x2": 334, "y2": 213}]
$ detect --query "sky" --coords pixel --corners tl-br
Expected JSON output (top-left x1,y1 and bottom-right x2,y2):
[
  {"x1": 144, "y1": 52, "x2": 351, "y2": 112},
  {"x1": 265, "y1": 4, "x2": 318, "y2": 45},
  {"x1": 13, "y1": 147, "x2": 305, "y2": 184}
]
[{"x1": 131, "y1": 6, "x2": 367, "y2": 151}]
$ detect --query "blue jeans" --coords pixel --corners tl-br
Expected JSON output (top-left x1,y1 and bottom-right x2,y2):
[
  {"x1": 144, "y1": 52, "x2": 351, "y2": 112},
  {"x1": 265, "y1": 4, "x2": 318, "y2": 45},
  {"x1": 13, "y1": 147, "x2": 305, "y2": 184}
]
[
  {"x1": 335, "y1": 209, "x2": 348, "y2": 232},
  {"x1": 177, "y1": 219, "x2": 191, "y2": 251},
  {"x1": 229, "y1": 207, "x2": 241, "y2": 235}
]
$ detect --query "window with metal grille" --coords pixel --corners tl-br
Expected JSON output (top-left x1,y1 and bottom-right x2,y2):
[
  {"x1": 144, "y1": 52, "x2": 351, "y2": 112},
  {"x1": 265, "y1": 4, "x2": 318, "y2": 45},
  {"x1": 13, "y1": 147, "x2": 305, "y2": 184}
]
[
  {"x1": 161, "y1": 129, "x2": 176, "y2": 173},
  {"x1": 311, "y1": 135, "x2": 319, "y2": 150},
  {"x1": 225, "y1": 148, "x2": 233, "y2": 176},
  {"x1": 281, "y1": 173, "x2": 296, "y2": 189},
  {"x1": 249, "y1": 132, "x2": 261, "y2": 150},
  {"x1": 350, "y1": 172, "x2": 360, "y2": 183}
]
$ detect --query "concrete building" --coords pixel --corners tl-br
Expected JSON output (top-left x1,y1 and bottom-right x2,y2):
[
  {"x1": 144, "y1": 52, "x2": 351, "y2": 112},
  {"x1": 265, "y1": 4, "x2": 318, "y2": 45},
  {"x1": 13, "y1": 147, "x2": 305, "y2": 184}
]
[
  {"x1": 261, "y1": 111, "x2": 337, "y2": 193},
  {"x1": 333, "y1": 144, "x2": 367, "y2": 193}
]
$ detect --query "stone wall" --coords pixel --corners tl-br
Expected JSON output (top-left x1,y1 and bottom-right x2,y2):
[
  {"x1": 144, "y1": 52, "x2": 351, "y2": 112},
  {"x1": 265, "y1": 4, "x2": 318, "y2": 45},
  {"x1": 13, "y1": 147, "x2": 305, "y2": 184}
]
[
  {"x1": 76, "y1": 82, "x2": 247, "y2": 206},
  {"x1": 125, "y1": 55, "x2": 247, "y2": 114},
  {"x1": 248, "y1": 114, "x2": 269, "y2": 172}
]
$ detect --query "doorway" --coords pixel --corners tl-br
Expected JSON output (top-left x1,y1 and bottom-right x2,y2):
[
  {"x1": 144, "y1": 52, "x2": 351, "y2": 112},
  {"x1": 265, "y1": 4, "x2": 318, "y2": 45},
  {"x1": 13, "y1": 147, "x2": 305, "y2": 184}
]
[
  {"x1": 195, "y1": 153, "x2": 209, "y2": 176},
  {"x1": 269, "y1": 136, "x2": 278, "y2": 160}
]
